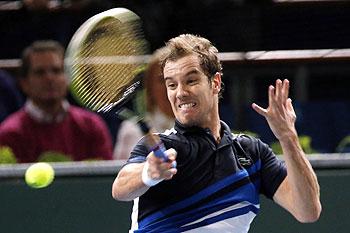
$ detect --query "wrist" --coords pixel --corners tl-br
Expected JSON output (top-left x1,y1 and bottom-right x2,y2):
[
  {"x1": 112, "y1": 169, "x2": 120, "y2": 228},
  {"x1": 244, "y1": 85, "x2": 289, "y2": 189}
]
[
  {"x1": 279, "y1": 133, "x2": 304, "y2": 152},
  {"x1": 279, "y1": 131, "x2": 298, "y2": 143},
  {"x1": 141, "y1": 161, "x2": 163, "y2": 187}
]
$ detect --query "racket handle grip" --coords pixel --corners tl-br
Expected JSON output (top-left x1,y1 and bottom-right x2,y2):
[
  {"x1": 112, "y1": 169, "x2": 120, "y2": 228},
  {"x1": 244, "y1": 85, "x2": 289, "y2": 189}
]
[{"x1": 151, "y1": 142, "x2": 177, "y2": 168}]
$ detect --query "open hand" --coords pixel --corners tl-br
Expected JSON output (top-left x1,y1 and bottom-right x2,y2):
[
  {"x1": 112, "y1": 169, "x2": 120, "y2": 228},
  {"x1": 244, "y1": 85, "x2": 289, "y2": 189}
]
[{"x1": 251, "y1": 79, "x2": 297, "y2": 141}]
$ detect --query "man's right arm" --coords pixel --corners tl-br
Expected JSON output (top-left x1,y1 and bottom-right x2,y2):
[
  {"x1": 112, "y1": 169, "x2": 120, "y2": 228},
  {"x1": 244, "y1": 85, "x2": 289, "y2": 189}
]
[
  {"x1": 112, "y1": 148, "x2": 178, "y2": 201},
  {"x1": 112, "y1": 162, "x2": 150, "y2": 201}
]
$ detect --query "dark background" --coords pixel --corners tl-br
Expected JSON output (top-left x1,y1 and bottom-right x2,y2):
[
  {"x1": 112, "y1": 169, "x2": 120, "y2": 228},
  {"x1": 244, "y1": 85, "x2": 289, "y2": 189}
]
[
  {"x1": 1, "y1": 0, "x2": 349, "y2": 153},
  {"x1": 2, "y1": 1, "x2": 350, "y2": 57}
]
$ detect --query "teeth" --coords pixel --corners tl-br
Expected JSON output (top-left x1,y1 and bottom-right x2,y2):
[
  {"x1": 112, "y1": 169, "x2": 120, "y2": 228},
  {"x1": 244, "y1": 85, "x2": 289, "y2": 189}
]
[{"x1": 179, "y1": 103, "x2": 195, "y2": 109}]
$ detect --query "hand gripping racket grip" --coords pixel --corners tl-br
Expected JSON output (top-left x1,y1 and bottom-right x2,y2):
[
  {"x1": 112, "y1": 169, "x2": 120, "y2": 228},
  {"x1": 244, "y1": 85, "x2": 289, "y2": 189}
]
[
  {"x1": 139, "y1": 121, "x2": 177, "y2": 168},
  {"x1": 151, "y1": 142, "x2": 177, "y2": 168}
]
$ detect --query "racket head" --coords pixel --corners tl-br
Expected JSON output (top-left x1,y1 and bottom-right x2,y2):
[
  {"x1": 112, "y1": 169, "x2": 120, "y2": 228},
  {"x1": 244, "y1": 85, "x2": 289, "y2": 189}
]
[{"x1": 65, "y1": 8, "x2": 148, "y2": 111}]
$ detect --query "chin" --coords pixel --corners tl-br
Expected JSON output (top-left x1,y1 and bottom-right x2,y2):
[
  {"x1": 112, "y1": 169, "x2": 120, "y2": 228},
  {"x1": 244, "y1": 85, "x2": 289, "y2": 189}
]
[
  {"x1": 178, "y1": 118, "x2": 197, "y2": 127},
  {"x1": 40, "y1": 98, "x2": 61, "y2": 105}
]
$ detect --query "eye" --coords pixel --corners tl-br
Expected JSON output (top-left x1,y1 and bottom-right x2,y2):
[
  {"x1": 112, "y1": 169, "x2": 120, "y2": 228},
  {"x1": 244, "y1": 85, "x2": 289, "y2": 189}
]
[
  {"x1": 166, "y1": 82, "x2": 177, "y2": 90},
  {"x1": 187, "y1": 78, "x2": 198, "y2": 85},
  {"x1": 32, "y1": 69, "x2": 46, "y2": 76},
  {"x1": 52, "y1": 67, "x2": 64, "y2": 75}
]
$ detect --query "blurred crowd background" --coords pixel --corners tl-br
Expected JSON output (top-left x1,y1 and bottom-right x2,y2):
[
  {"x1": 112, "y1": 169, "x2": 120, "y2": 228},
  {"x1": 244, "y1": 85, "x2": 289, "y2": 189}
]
[{"x1": 1, "y1": 0, "x2": 350, "y2": 164}]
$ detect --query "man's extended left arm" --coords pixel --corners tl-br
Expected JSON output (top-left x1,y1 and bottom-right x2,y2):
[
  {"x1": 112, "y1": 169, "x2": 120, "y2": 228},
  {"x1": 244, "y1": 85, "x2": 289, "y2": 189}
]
[{"x1": 252, "y1": 79, "x2": 321, "y2": 222}]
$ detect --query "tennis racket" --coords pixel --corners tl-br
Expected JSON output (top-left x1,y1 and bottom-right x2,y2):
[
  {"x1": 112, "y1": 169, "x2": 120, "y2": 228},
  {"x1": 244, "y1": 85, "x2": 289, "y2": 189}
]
[{"x1": 64, "y1": 8, "x2": 173, "y2": 164}]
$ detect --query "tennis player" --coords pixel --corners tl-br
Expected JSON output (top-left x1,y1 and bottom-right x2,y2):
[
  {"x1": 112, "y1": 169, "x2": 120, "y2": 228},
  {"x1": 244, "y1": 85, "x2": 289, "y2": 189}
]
[{"x1": 112, "y1": 34, "x2": 321, "y2": 233}]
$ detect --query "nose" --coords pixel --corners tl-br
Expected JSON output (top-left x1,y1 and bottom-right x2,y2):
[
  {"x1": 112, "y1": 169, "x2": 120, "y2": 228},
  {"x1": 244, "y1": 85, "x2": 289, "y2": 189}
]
[
  {"x1": 176, "y1": 83, "x2": 189, "y2": 99},
  {"x1": 46, "y1": 68, "x2": 63, "y2": 77},
  {"x1": 42, "y1": 70, "x2": 56, "y2": 79}
]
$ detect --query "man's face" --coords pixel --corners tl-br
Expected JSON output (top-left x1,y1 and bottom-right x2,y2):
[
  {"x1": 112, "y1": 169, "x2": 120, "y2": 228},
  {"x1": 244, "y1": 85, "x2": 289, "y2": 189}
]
[
  {"x1": 21, "y1": 51, "x2": 68, "y2": 106},
  {"x1": 163, "y1": 55, "x2": 221, "y2": 128}
]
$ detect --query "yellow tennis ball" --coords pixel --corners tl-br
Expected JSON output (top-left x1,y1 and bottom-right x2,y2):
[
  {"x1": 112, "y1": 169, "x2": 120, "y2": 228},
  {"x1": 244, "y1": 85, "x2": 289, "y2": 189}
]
[{"x1": 25, "y1": 162, "x2": 55, "y2": 189}]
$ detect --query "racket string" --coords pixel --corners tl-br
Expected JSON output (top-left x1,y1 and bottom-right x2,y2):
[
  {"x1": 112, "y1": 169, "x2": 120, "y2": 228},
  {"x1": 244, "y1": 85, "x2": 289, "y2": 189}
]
[{"x1": 68, "y1": 15, "x2": 147, "y2": 110}]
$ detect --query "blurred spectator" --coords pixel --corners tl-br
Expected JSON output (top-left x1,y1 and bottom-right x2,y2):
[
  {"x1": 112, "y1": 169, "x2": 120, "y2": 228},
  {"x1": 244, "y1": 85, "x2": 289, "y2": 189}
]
[
  {"x1": 114, "y1": 48, "x2": 175, "y2": 160},
  {"x1": 22, "y1": 0, "x2": 52, "y2": 11},
  {"x1": 0, "y1": 40, "x2": 113, "y2": 163},
  {"x1": 62, "y1": 0, "x2": 114, "y2": 11},
  {"x1": 21, "y1": 0, "x2": 114, "y2": 12},
  {"x1": 0, "y1": 69, "x2": 24, "y2": 123}
]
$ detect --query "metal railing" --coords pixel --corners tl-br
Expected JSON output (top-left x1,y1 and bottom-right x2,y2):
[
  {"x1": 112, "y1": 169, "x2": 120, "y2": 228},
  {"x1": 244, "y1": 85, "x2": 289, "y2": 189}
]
[
  {"x1": 2, "y1": 48, "x2": 350, "y2": 70},
  {"x1": 1, "y1": 153, "x2": 349, "y2": 178}
]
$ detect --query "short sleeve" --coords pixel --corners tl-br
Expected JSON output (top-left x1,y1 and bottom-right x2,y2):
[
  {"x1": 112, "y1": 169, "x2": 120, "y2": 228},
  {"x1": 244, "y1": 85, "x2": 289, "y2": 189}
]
[
  {"x1": 125, "y1": 136, "x2": 150, "y2": 164},
  {"x1": 236, "y1": 135, "x2": 287, "y2": 199},
  {"x1": 256, "y1": 139, "x2": 287, "y2": 199}
]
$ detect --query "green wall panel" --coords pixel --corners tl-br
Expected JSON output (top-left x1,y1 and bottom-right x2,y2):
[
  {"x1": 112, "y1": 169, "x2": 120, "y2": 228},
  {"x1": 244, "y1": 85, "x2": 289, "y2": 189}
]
[{"x1": 1, "y1": 166, "x2": 349, "y2": 233}]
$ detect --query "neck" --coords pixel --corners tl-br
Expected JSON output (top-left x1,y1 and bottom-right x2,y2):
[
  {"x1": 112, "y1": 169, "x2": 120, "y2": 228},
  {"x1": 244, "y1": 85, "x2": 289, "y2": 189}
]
[
  {"x1": 34, "y1": 100, "x2": 64, "y2": 116},
  {"x1": 26, "y1": 99, "x2": 69, "y2": 123},
  {"x1": 211, "y1": 119, "x2": 222, "y2": 143},
  {"x1": 207, "y1": 101, "x2": 221, "y2": 141}
]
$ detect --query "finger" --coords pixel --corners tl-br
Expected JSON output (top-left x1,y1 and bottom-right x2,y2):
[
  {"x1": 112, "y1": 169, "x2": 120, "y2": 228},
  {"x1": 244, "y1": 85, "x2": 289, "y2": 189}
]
[
  {"x1": 164, "y1": 168, "x2": 178, "y2": 180},
  {"x1": 147, "y1": 151, "x2": 163, "y2": 165},
  {"x1": 282, "y1": 79, "x2": 290, "y2": 104},
  {"x1": 164, "y1": 148, "x2": 177, "y2": 168},
  {"x1": 169, "y1": 168, "x2": 177, "y2": 175},
  {"x1": 286, "y1": 98, "x2": 295, "y2": 112},
  {"x1": 275, "y1": 79, "x2": 282, "y2": 102},
  {"x1": 165, "y1": 148, "x2": 177, "y2": 161},
  {"x1": 268, "y1": 85, "x2": 275, "y2": 107},
  {"x1": 252, "y1": 103, "x2": 267, "y2": 117},
  {"x1": 287, "y1": 98, "x2": 297, "y2": 123},
  {"x1": 159, "y1": 162, "x2": 173, "y2": 170}
]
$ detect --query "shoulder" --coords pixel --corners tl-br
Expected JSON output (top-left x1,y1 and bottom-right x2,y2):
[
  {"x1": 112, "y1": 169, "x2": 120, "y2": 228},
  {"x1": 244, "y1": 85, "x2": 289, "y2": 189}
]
[
  {"x1": 233, "y1": 133, "x2": 259, "y2": 146},
  {"x1": 66, "y1": 106, "x2": 111, "y2": 136},
  {"x1": 127, "y1": 127, "x2": 183, "y2": 164},
  {"x1": 159, "y1": 127, "x2": 188, "y2": 146},
  {"x1": 234, "y1": 133, "x2": 268, "y2": 149},
  {"x1": 0, "y1": 109, "x2": 27, "y2": 131},
  {"x1": 0, "y1": 109, "x2": 29, "y2": 142},
  {"x1": 232, "y1": 133, "x2": 273, "y2": 160},
  {"x1": 68, "y1": 106, "x2": 105, "y2": 124},
  {"x1": 69, "y1": 106, "x2": 98, "y2": 118}
]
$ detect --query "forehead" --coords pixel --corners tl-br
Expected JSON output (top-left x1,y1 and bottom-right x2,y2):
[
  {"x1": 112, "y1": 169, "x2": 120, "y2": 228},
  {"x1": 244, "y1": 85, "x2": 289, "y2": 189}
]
[
  {"x1": 163, "y1": 55, "x2": 203, "y2": 78},
  {"x1": 29, "y1": 51, "x2": 63, "y2": 67}
]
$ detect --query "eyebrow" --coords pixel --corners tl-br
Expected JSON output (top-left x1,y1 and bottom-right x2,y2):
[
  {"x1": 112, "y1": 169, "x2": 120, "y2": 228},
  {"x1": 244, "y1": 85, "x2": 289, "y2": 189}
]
[
  {"x1": 164, "y1": 69, "x2": 201, "y2": 81},
  {"x1": 186, "y1": 69, "x2": 201, "y2": 76}
]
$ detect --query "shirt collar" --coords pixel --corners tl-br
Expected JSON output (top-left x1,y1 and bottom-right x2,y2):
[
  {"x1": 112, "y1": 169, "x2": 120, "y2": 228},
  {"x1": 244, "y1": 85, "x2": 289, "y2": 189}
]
[
  {"x1": 219, "y1": 121, "x2": 235, "y2": 146},
  {"x1": 174, "y1": 119, "x2": 206, "y2": 135},
  {"x1": 25, "y1": 99, "x2": 70, "y2": 123},
  {"x1": 174, "y1": 119, "x2": 233, "y2": 140}
]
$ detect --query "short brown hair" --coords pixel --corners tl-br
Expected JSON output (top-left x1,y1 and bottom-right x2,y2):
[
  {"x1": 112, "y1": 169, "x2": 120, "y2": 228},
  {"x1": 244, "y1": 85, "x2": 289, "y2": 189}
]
[
  {"x1": 21, "y1": 40, "x2": 65, "y2": 78},
  {"x1": 160, "y1": 34, "x2": 222, "y2": 77},
  {"x1": 160, "y1": 34, "x2": 224, "y2": 97}
]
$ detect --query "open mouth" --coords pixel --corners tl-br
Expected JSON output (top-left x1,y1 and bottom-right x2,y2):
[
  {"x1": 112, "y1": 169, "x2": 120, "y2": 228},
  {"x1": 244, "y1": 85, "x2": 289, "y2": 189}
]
[{"x1": 178, "y1": 102, "x2": 196, "y2": 110}]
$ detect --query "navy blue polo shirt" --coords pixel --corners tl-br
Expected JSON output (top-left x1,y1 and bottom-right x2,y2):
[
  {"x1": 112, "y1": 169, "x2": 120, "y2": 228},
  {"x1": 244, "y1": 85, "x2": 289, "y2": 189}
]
[{"x1": 126, "y1": 120, "x2": 287, "y2": 233}]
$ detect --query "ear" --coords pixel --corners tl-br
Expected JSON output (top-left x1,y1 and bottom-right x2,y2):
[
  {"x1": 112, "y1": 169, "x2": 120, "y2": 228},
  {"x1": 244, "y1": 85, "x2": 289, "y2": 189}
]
[
  {"x1": 212, "y1": 72, "x2": 222, "y2": 94},
  {"x1": 19, "y1": 78, "x2": 30, "y2": 96}
]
